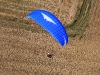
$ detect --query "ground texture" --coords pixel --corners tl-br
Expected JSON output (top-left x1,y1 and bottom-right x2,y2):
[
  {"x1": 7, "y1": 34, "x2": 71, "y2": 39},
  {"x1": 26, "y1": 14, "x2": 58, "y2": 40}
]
[{"x1": 0, "y1": 0, "x2": 100, "y2": 75}]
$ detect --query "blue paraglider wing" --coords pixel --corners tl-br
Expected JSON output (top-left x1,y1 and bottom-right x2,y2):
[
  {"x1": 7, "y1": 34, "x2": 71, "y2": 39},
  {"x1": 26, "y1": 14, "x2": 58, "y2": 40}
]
[{"x1": 27, "y1": 9, "x2": 68, "y2": 46}]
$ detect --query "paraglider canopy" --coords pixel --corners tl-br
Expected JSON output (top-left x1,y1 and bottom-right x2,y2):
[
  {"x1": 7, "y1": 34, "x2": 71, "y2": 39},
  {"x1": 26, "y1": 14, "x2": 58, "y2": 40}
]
[{"x1": 27, "y1": 9, "x2": 68, "y2": 46}]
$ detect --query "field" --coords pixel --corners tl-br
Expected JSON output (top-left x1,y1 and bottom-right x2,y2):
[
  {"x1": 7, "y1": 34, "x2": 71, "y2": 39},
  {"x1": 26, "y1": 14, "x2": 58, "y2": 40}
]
[{"x1": 0, "y1": 0, "x2": 100, "y2": 75}]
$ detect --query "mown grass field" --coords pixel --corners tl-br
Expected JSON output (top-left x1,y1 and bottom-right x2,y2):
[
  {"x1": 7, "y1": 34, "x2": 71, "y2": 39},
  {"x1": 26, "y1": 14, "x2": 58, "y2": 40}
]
[{"x1": 0, "y1": 0, "x2": 100, "y2": 75}]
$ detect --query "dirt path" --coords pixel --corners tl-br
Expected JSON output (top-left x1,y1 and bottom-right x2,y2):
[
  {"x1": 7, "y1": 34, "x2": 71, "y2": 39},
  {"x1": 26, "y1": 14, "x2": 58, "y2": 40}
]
[{"x1": 0, "y1": 0, "x2": 100, "y2": 75}]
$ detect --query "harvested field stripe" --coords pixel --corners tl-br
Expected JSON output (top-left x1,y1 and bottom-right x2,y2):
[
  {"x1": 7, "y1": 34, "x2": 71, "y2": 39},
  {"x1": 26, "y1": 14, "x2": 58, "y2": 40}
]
[{"x1": 0, "y1": 6, "x2": 27, "y2": 17}]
